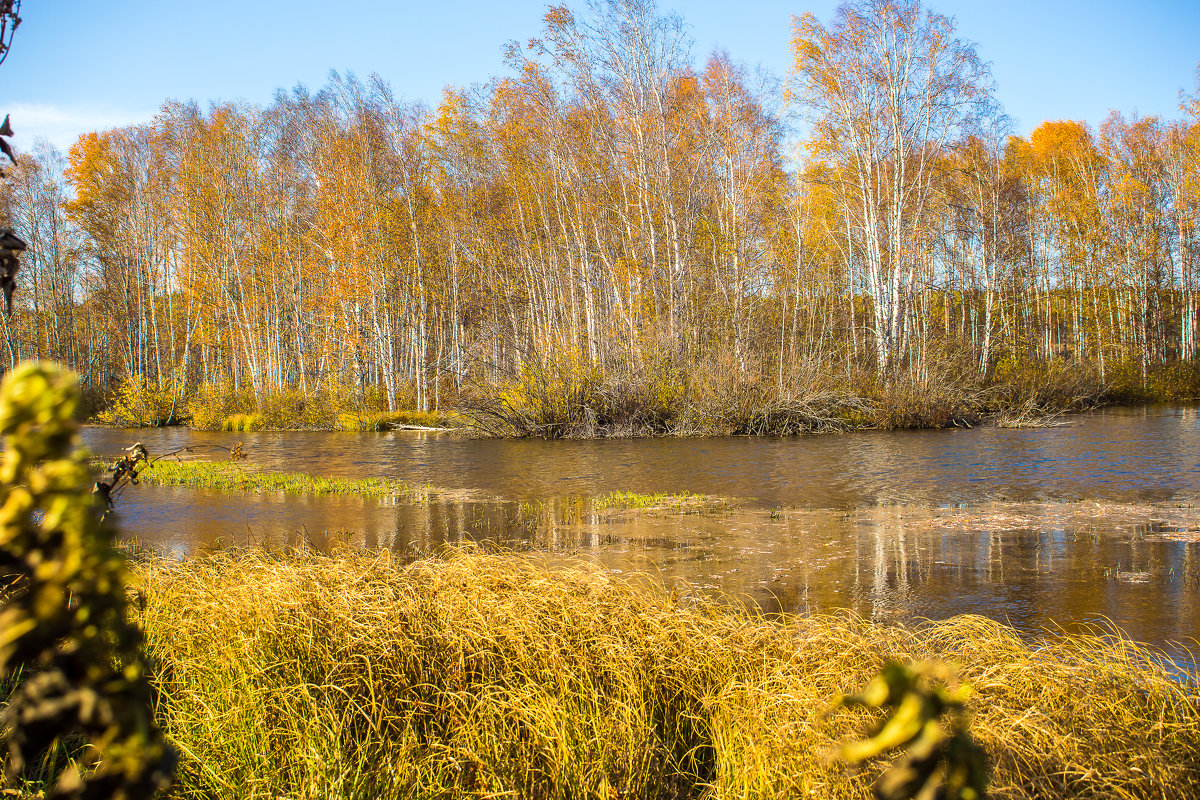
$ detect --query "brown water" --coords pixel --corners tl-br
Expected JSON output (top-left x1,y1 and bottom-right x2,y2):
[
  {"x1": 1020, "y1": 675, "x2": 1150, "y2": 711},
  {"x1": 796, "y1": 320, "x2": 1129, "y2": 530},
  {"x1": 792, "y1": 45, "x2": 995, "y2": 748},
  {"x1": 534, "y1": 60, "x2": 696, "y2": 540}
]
[
  {"x1": 84, "y1": 405, "x2": 1200, "y2": 667},
  {"x1": 86, "y1": 405, "x2": 1200, "y2": 506}
]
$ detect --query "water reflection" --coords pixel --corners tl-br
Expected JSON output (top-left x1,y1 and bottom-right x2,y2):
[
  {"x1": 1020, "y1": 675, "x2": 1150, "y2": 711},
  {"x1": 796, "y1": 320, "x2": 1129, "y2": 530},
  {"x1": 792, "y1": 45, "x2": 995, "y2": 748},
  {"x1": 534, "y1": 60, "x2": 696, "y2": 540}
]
[
  {"x1": 84, "y1": 404, "x2": 1200, "y2": 508},
  {"x1": 112, "y1": 485, "x2": 1200, "y2": 668},
  {"x1": 87, "y1": 407, "x2": 1200, "y2": 668}
]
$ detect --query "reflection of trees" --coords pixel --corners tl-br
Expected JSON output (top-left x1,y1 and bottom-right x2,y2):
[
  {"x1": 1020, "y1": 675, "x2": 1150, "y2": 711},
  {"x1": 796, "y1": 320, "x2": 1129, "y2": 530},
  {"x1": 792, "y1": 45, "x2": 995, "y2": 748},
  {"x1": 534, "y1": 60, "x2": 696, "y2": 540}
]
[
  {"x1": 853, "y1": 510, "x2": 920, "y2": 620},
  {"x1": 118, "y1": 489, "x2": 1200, "y2": 652}
]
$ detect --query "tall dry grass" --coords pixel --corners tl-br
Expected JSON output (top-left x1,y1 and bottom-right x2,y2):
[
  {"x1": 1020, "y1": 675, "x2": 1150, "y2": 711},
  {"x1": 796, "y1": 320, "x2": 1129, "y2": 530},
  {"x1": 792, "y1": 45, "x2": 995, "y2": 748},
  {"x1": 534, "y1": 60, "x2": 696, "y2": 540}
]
[{"x1": 132, "y1": 550, "x2": 1200, "y2": 799}]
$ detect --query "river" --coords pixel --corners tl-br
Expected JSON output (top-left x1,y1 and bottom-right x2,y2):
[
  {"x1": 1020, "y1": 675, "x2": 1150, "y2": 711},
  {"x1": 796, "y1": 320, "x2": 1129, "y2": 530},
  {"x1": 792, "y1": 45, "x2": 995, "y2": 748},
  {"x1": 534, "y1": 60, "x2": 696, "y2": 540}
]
[{"x1": 83, "y1": 404, "x2": 1200, "y2": 668}]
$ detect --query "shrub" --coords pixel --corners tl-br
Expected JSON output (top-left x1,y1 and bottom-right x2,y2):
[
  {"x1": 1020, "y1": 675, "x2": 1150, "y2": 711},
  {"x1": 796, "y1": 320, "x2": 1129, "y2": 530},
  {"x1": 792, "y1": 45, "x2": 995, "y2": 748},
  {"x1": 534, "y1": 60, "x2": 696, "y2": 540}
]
[
  {"x1": 870, "y1": 348, "x2": 987, "y2": 430},
  {"x1": 260, "y1": 389, "x2": 342, "y2": 429},
  {"x1": 336, "y1": 412, "x2": 386, "y2": 432},
  {"x1": 1103, "y1": 359, "x2": 1200, "y2": 404},
  {"x1": 459, "y1": 351, "x2": 604, "y2": 437},
  {"x1": 382, "y1": 409, "x2": 449, "y2": 428},
  {"x1": 97, "y1": 374, "x2": 181, "y2": 427},
  {"x1": 989, "y1": 357, "x2": 1106, "y2": 412},
  {"x1": 186, "y1": 384, "x2": 255, "y2": 430}
]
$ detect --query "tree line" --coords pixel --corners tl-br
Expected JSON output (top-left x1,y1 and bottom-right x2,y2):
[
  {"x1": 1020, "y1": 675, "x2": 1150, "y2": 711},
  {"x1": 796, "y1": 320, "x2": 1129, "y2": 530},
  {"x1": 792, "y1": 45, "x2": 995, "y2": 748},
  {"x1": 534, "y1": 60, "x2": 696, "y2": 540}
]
[{"x1": 2, "y1": 0, "x2": 1199, "y2": 430}]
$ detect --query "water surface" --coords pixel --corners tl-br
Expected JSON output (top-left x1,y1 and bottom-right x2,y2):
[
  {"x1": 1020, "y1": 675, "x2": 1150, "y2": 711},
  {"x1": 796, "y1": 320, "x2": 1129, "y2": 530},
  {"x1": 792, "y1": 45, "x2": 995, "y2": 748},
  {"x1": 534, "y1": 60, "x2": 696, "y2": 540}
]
[
  {"x1": 86, "y1": 405, "x2": 1200, "y2": 508},
  {"x1": 85, "y1": 405, "x2": 1200, "y2": 666}
]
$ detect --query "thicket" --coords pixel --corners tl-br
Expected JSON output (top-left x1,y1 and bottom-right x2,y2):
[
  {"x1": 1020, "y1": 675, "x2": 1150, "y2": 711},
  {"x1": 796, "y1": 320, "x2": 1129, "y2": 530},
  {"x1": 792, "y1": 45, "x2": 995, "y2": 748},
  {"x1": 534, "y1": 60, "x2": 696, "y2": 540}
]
[
  {"x1": 85, "y1": 347, "x2": 1200, "y2": 437},
  {"x1": 457, "y1": 348, "x2": 1180, "y2": 437},
  {"x1": 93, "y1": 378, "x2": 459, "y2": 432}
]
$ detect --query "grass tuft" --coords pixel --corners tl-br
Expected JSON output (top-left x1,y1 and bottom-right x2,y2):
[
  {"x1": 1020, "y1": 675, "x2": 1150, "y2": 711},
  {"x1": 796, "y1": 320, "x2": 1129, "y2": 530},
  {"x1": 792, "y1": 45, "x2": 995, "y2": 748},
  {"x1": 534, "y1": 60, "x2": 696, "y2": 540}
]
[
  {"x1": 133, "y1": 550, "x2": 1200, "y2": 799},
  {"x1": 220, "y1": 413, "x2": 264, "y2": 432},
  {"x1": 142, "y1": 459, "x2": 427, "y2": 500},
  {"x1": 591, "y1": 490, "x2": 726, "y2": 511}
]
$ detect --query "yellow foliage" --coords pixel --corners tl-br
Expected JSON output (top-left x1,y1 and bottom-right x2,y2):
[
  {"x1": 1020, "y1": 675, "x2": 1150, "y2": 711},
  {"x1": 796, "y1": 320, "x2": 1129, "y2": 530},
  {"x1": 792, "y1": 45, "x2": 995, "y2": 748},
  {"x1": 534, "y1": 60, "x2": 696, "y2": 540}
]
[
  {"x1": 0, "y1": 362, "x2": 175, "y2": 793},
  {"x1": 97, "y1": 374, "x2": 179, "y2": 427},
  {"x1": 220, "y1": 414, "x2": 263, "y2": 432}
]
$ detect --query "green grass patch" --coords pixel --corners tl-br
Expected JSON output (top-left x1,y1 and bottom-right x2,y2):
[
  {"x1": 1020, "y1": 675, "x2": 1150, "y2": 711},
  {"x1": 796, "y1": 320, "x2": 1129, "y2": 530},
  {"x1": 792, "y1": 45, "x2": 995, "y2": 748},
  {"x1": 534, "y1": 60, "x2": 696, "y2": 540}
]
[
  {"x1": 592, "y1": 490, "x2": 727, "y2": 511},
  {"x1": 142, "y1": 459, "x2": 426, "y2": 500},
  {"x1": 131, "y1": 550, "x2": 1200, "y2": 799}
]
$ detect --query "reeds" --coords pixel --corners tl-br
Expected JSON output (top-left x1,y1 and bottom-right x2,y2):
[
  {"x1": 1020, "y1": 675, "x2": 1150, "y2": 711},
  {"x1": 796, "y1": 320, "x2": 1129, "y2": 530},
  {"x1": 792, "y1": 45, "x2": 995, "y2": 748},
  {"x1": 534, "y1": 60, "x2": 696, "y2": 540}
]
[
  {"x1": 133, "y1": 550, "x2": 1200, "y2": 799},
  {"x1": 220, "y1": 413, "x2": 263, "y2": 432}
]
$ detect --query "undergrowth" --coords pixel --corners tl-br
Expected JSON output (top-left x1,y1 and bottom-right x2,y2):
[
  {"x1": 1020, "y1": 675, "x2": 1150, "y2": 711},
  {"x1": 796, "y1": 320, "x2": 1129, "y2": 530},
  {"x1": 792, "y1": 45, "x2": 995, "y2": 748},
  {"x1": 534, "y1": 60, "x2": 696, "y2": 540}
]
[
  {"x1": 94, "y1": 381, "x2": 461, "y2": 432},
  {"x1": 89, "y1": 353, "x2": 1200, "y2": 437}
]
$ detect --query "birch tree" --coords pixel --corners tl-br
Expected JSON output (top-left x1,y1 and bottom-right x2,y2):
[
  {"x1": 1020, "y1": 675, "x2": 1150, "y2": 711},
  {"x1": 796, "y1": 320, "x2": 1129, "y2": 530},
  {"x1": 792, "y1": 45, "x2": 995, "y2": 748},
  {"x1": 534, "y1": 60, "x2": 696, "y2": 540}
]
[{"x1": 790, "y1": 0, "x2": 990, "y2": 376}]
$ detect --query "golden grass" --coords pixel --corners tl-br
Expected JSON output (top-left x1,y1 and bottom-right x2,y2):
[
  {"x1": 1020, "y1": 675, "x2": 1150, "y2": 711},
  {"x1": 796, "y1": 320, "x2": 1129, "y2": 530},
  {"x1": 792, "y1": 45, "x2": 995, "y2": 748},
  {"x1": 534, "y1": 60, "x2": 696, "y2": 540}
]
[
  {"x1": 220, "y1": 413, "x2": 264, "y2": 432},
  {"x1": 383, "y1": 409, "x2": 461, "y2": 429},
  {"x1": 132, "y1": 550, "x2": 1200, "y2": 799}
]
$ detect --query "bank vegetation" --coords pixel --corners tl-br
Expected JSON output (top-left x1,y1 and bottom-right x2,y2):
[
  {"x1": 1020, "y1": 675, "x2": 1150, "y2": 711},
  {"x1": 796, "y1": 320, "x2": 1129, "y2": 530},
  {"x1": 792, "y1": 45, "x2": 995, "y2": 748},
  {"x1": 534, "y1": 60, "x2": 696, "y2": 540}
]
[{"x1": 128, "y1": 549, "x2": 1200, "y2": 799}]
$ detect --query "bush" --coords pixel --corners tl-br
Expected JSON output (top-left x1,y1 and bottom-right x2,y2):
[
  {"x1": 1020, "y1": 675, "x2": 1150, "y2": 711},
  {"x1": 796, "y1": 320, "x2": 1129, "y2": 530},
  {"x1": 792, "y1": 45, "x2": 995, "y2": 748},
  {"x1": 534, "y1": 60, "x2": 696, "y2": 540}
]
[
  {"x1": 382, "y1": 409, "x2": 453, "y2": 428},
  {"x1": 988, "y1": 356, "x2": 1105, "y2": 412},
  {"x1": 336, "y1": 412, "x2": 386, "y2": 431},
  {"x1": 1103, "y1": 360, "x2": 1200, "y2": 404},
  {"x1": 460, "y1": 348, "x2": 872, "y2": 437},
  {"x1": 187, "y1": 384, "x2": 255, "y2": 430},
  {"x1": 190, "y1": 383, "x2": 395, "y2": 431},
  {"x1": 459, "y1": 351, "x2": 605, "y2": 437},
  {"x1": 0, "y1": 362, "x2": 175, "y2": 794},
  {"x1": 96, "y1": 374, "x2": 182, "y2": 427},
  {"x1": 260, "y1": 388, "x2": 343, "y2": 429}
]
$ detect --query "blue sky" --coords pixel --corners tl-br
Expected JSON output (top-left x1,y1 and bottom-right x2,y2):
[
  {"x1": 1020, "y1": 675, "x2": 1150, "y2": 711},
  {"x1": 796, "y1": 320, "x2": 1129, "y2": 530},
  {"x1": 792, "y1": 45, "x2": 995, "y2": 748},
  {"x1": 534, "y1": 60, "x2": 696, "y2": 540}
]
[{"x1": 4, "y1": 0, "x2": 1199, "y2": 153}]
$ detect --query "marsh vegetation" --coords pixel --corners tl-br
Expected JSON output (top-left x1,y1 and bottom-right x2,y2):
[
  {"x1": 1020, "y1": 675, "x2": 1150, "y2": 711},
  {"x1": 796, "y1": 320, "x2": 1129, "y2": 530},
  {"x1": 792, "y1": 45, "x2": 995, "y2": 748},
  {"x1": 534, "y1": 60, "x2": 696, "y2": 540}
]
[
  {"x1": 140, "y1": 459, "x2": 431, "y2": 501},
  {"x1": 133, "y1": 549, "x2": 1200, "y2": 799}
]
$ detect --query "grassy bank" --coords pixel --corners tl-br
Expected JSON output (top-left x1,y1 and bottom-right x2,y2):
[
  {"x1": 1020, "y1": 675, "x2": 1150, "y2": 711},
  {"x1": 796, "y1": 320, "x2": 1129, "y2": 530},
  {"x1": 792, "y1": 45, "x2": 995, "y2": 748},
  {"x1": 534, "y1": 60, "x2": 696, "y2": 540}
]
[
  {"x1": 93, "y1": 378, "x2": 463, "y2": 432},
  {"x1": 89, "y1": 358, "x2": 1200, "y2": 437},
  {"x1": 133, "y1": 550, "x2": 1200, "y2": 799},
  {"x1": 140, "y1": 459, "x2": 429, "y2": 500},
  {"x1": 456, "y1": 355, "x2": 1193, "y2": 437}
]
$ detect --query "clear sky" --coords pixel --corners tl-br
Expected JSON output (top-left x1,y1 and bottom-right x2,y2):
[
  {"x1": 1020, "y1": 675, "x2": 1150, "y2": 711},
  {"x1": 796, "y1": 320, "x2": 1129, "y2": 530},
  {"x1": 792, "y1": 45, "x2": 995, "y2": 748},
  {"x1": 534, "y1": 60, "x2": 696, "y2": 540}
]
[{"x1": 4, "y1": 0, "x2": 1199, "y2": 153}]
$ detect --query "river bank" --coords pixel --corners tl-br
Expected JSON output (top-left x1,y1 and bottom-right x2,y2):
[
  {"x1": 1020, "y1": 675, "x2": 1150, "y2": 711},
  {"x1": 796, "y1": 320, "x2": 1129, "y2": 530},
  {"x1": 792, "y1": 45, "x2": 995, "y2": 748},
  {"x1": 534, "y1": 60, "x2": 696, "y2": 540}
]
[
  {"x1": 133, "y1": 549, "x2": 1198, "y2": 799},
  {"x1": 76, "y1": 412, "x2": 1200, "y2": 796},
  {"x1": 105, "y1": 457, "x2": 1200, "y2": 672},
  {"x1": 89, "y1": 356, "x2": 1200, "y2": 438}
]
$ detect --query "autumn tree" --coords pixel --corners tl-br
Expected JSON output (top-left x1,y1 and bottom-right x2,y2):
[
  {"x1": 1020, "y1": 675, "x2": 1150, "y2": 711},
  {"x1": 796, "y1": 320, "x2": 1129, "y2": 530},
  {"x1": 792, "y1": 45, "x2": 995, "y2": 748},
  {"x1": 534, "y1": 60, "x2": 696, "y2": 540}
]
[{"x1": 790, "y1": 0, "x2": 991, "y2": 377}]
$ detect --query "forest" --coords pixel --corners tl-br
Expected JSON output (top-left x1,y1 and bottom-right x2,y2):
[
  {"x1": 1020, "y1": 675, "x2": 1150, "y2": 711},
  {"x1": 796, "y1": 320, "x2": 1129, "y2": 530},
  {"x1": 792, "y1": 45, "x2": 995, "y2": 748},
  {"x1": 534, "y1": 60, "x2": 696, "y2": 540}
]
[{"x1": 3, "y1": 0, "x2": 1200, "y2": 434}]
